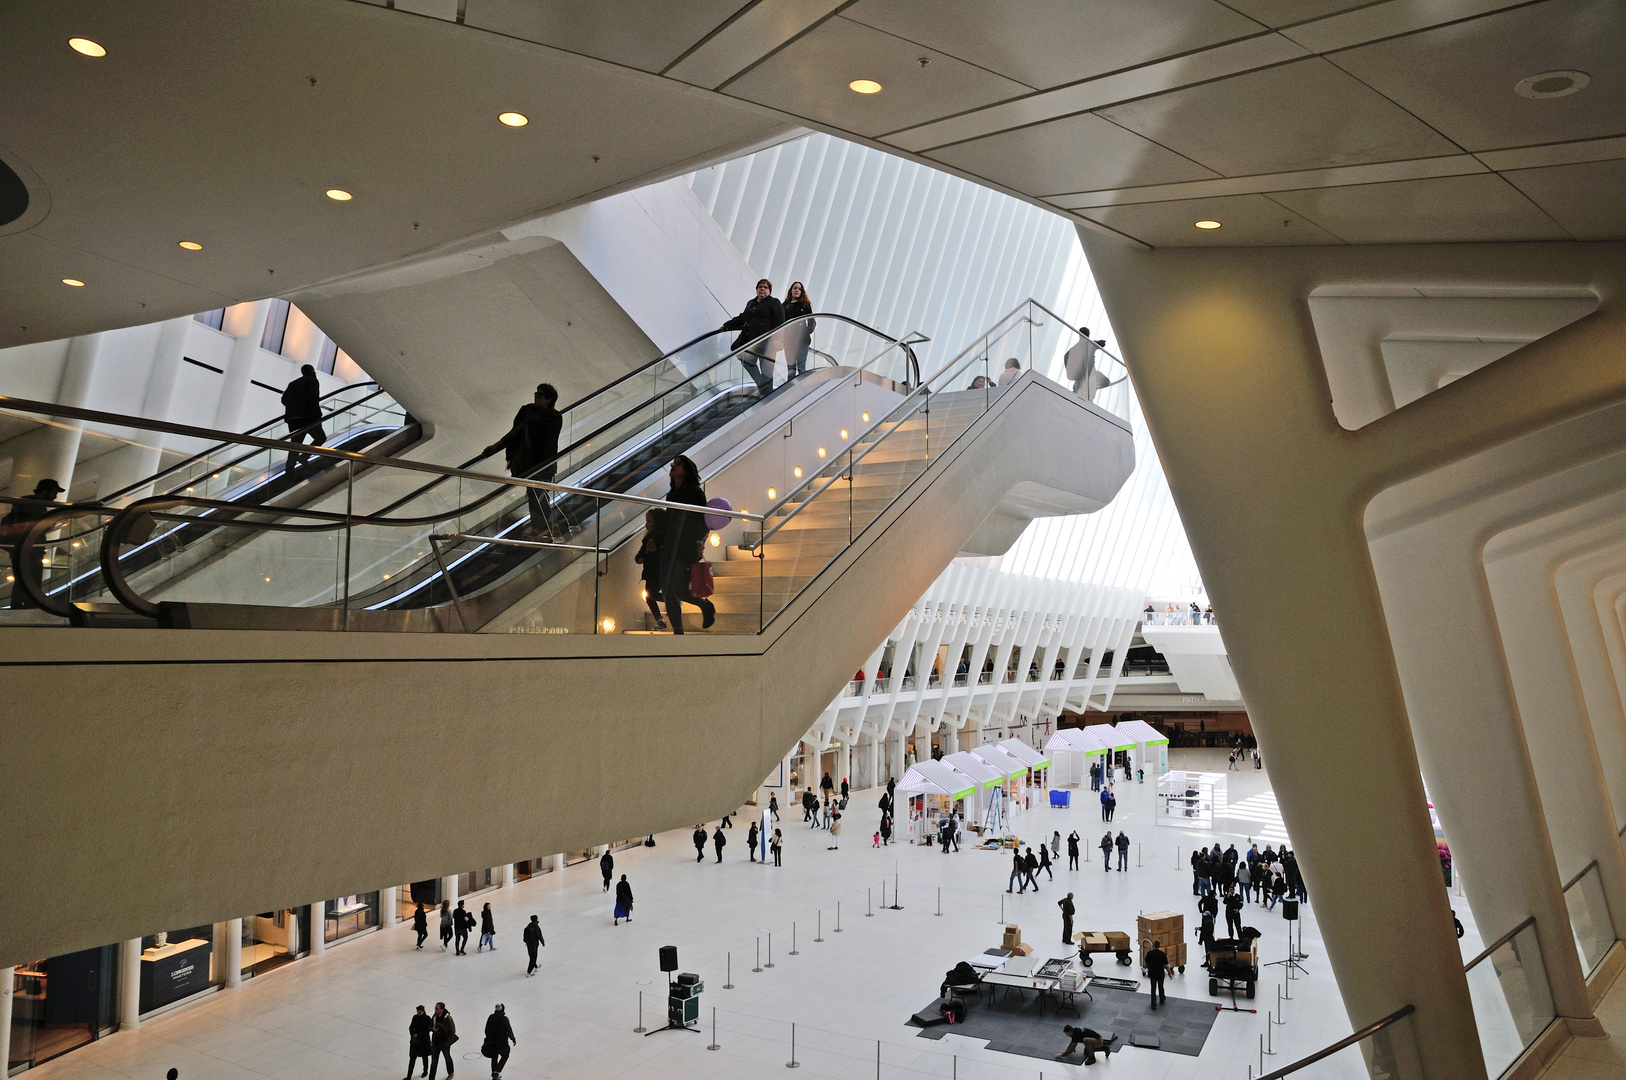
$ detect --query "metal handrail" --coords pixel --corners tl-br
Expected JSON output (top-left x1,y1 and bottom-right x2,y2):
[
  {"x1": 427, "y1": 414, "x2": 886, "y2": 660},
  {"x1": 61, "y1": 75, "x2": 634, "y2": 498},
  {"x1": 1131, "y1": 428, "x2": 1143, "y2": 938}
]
[
  {"x1": 1562, "y1": 860, "x2": 1599, "y2": 893},
  {"x1": 1464, "y1": 915, "x2": 1536, "y2": 972},
  {"x1": 1254, "y1": 1004, "x2": 1415, "y2": 1080},
  {"x1": 1023, "y1": 297, "x2": 1131, "y2": 384},
  {"x1": 744, "y1": 300, "x2": 1045, "y2": 551}
]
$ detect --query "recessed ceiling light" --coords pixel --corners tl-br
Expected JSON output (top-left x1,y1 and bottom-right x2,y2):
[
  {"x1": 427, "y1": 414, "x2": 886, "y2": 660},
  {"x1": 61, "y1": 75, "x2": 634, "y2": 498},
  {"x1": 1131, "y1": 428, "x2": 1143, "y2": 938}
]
[
  {"x1": 61, "y1": 278, "x2": 85, "y2": 287},
  {"x1": 498, "y1": 111, "x2": 529, "y2": 127},
  {"x1": 849, "y1": 79, "x2": 882, "y2": 94},
  {"x1": 178, "y1": 240, "x2": 202, "y2": 251},
  {"x1": 325, "y1": 188, "x2": 353, "y2": 201},
  {"x1": 68, "y1": 37, "x2": 106, "y2": 57},
  {"x1": 1514, "y1": 70, "x2": 1590, "y2": 99},
  {"x1": 1194, "y1": 220, "x2": 1222, "y2": 230}
]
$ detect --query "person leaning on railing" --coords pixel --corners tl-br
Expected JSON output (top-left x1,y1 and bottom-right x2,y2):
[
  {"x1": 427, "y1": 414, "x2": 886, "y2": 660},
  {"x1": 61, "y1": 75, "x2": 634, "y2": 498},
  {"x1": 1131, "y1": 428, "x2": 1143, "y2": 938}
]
[{"x1": 483, "y1": 382, "x2": 565, "y2": 540}]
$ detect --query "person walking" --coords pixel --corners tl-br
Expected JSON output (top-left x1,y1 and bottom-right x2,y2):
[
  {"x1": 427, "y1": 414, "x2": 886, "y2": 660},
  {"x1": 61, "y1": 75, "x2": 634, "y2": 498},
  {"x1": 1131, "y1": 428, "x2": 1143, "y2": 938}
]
[
  {"x1": 1105, "y1": 788, "x2": 1117, "y2": 822},
  {"x1": 453, "y1": 901, "x2": 473, "y2": 955},
  {"x1": 280, "y1": 363, "x2": 324, "y2": 471},
  {"x1": 1051, "y1": 830, "x2": 1062, "y2": 859},
  {"x1": 1063, "y1": 328, "x2": 1105, "y2": 399},
  {"x1": 1039, "y1": 840, "x2": 1054, "y2": 880},
  {"x1": 748, "y1": 819, "x2": 760, "y2": 862},
  {"x1": 821, "y1": 796, "x2": 832, "y2": 830},
  {"x1": 879, "y1": 813, "x2": 892, "y2": 846},
  {"x1": 614, "y1": 875, "x2": 634, "y2": 925},
  {"x1": 1059, "y1": 892, "x2": 1076, "y2": 946},
  {"x1": 522, "y1": 916, "x2": 544, "y2": 977},
  {"x1": 693, "y1": 825, "x2": 707, "y2": 862},
  {"x1": 1024, "y1": 845, "x2": 1042, "y2": 891},
  {"x1": 829, "y1": 810, "x2": 843, "y2": 849},
  {"x1": 721, "y1": 278, "x2": 785, "y2": 395},
  {"x1": 780, "y1": 281, "x2": 815, "y2": 379},
  {"x1": 1, "y1": 478, "x2": 66, "y2": 608},
  {"x1": 406, "y1": 1005, "x2": 433, "y2": 1079},
  {"x1": 770, "y1": 828, "x2": 783, "y2": 867},
  {"x1": 1225, "y1": 888, "x2": 1245, "y2": 939},
  {"x1": 803, "y1": 789, "x2": 817, "y2": 825},
  {"x1": 656, "y1": 456, "x2": 716, "y2": 633},
  {"x1": 633, "y1": 510, "x2": 667, "y2": 630},
  {"x1": 1145, "y1": 941, "x2": 1169, "y2": 1009},
  {"x1": 1115, "y1": 830, "x2": 1130, "y2": 871},
  {"x1": 477, "y1": 903, "x2": 496, "y2": 952},
  {"x1": 600, "y1": 849, "x2": 614, "y2": 892},
  {"x1": 1190, "y1": 849, "x2": 1203, "y2": 896},
  {"x1": 820, "y1": 772, "x2": 834, "y2": 798},
  {"x1": 1099, "y1": 830, "x2": 1114, "y2": 872},
  {"x1": 713, "y1": 824, "x2": 727, "y2": 863},
  {"x1": 1067, "y1": 830, "x2": 1081, "y2": 871},
  {"x1": 482, "y1": 382, "x2": 565, "y2": 539},
  {"x1": 1008, "y1": 847, "x2": 1027, "y2": 894},
  {"x1": 438, "y1": 900, "x2": 453, "y2": 951},
  {"x1": 1099, "y1": 785, "x2": 1111, "y2": 822},
  {"x1": 427, "y1": 1003, "x2": 457, "y2": 1080},
  {"x1": 769, "y1": 793, "x2": 780, "y2": 821},
  {"x1": 482, "y1": 1004, "x2": 515, "y2": 1080},
  {"x1": 412, "y1": 902, "x2": 429, "y2": 950},
  {"x1": 840, "y1": 777, "x2": 850, "y2": 801}
]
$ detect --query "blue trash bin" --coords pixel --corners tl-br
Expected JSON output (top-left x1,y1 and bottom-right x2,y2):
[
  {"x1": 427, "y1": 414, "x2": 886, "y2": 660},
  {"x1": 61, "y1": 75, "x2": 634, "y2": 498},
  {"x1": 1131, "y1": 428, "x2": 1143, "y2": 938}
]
[{"x1": 1049, "y1": 789, "x2": 1070, "y2": 808}]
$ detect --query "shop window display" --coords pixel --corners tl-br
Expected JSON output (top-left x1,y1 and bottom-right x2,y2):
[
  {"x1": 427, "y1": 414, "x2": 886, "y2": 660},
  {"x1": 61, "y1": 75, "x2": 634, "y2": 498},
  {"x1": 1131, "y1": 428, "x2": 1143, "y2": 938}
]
[
  {"x1": 512, "y1": 859, "x2": 553, "y2": 882},
  {"x1": 8, "y1": 946, "x2": 118, "y2": 1072},
  {"x1": 139, "y1": 926, "x2": 217, "y2": 1013},
  {"x1": 240, "y1": 907, "x2": 310, "y2": 978},
  {"x1": 459, "y1": 868, "x2": 497, "y2": 894},
  {"x1": 323, "y1": 892, "x2": 379, "y2": 943},
  {"x1": 398, "y1": 879, "x2": 443, "y2": 922}
]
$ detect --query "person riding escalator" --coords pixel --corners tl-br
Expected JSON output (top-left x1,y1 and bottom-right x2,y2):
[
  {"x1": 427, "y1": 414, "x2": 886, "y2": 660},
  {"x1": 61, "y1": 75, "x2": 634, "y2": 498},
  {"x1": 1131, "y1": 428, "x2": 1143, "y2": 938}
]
[
  {"x1": 722, "y1": 278, "x2": 784, "y2": 396},
  {"x1": 484, "y1": 382, "x2": 566, "y2": 540},
  {"x1": 656, "y1": 455, "x2": 715, "y2": 634}
]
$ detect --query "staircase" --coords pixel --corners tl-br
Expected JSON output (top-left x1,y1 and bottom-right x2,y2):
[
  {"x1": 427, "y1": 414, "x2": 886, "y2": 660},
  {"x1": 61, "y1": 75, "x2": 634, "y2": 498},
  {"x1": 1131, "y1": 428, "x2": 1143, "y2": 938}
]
[{"x1": 710, "y1": 395, "x2": 986, "y2": 632}]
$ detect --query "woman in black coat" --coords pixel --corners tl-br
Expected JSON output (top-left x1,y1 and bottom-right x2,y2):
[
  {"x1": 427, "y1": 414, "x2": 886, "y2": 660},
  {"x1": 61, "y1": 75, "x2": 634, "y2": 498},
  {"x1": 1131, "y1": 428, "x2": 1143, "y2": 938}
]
[
  {"x1": 614, "y1": 875, "x2": 634, "y2": 925},
  {"x1": 722, "y1": 278, "x2": 785, "y2": 395},
  {"x1": 408, "y1": 1005, "x2": 433, "y2": 1079},
  {"x1": 412, "y1": 902, "x2": 428, "y2": 950},
  {"x1": 780, "y1": 281, "x2": 815, "y2": 379},
  {"x1": 478, "y1": 903, "x2": 496, "y2": 952},
  {"x1": 656, "y1": 455, "x2": 715, "y2": 634}
]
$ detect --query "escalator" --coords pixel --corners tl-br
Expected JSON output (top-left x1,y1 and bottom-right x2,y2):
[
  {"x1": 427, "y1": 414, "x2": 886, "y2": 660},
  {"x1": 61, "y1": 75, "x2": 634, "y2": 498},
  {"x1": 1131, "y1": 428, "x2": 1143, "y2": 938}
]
[{"x1": 1, "y1": 382, "x2": 417, "y2": 617}]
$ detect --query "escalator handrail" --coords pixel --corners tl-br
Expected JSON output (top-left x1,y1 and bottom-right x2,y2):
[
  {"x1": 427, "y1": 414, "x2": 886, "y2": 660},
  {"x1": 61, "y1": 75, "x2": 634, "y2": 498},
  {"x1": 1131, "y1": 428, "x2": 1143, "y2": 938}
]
[{"x1": 98, "y1": 382, "x2": 388, "y2": 506}]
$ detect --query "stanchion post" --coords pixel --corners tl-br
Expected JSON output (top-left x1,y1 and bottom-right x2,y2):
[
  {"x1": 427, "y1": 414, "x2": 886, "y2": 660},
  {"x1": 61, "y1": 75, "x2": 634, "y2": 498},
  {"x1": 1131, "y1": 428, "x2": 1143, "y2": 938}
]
[
  {"x1": 1001, "y1": 892, "x2": 1005, "y2": 923},
  {"x1": 790, "y1": 923, "x2": 799, "y2": 956},
  {"x1": 725, "y1": 952, "x2": 734, "y2": 989},
  {"x1": 754, "y1": 938, "x2": 763, "y2": 973},
  {"x1": 867, "y1": 888, "x2": 874, "y2": 917},
  {"x1": 634, "y1": 990, "x2": 646, "y2": 1033},
  {"x1": 767, "y1": 932, "x2": 775, "y2": 968},
  {"x1": 787, "y1": 1022, "x2": 799, "y2": 1069},
  {"x1": 708, "y1": 1007, "x2": 719, "y2": 1051},
  {"x1": 815, "y1": 911, "x2": 824, "y2": 942},
  {"x1": 836, "y1": 901, "x2": 843, "y2": 932},
  {"x1": 936, "y1": 886, "x2": 942, "y2": 916},
  {"x1": 1274, "y1": 986, "x2": 1284, "y2": 1023},
  {"x1": 1266, "y1": 1012, "x2": 1275, "y2": 1055}
]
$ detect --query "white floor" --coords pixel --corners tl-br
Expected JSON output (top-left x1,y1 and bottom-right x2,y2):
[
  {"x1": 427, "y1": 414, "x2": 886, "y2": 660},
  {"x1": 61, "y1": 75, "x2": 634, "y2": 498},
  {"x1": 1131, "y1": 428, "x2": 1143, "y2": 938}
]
[{"x1": 26, "y1": 750, "x2": 1382, "y2": 1080}]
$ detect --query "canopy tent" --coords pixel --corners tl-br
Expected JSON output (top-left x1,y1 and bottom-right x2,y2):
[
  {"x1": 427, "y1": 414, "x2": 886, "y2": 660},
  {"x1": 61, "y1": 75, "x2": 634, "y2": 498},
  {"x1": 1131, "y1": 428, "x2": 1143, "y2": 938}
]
[
  {"x1": 898, "y1": 760, "x2": 977, "y2": 844},
  {"x1": 1044, "y1": 727, "x2": 1109, "y2": 786},
  {"x1": 1088, "y1": 723, "x2": 1139, "y2": 784},
  {"x1": 943, "y1": 752, "x2": 1008, "y2": 827},
  {"x1": 998, "y1": 738, "x2": 1050, "y2": 770},
  {"x1": 1112, "y1": 719, "x2": 1170, "y2": 778},
  {"x1": 969, "y1": 744, "x2": 1034, "y2": 810}
]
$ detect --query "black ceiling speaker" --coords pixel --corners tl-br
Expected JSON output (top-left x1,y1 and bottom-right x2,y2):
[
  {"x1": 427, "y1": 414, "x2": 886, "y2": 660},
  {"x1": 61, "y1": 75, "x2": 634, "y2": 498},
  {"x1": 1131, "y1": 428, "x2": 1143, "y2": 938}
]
[
  {"x1": 0, "y1": 158, "x2": 26, "y2": 228},
  {"x1": 659, "y1": 945, "x2": 678, "y2": 972}
]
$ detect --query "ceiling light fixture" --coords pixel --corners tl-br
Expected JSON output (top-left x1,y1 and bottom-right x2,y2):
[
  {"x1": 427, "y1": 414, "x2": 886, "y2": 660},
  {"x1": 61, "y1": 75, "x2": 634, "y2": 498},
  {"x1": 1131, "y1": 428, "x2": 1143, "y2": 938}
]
[
  {"x1": 178, "y1": 240, "x2": 202, "y2": 251},
  {"x1": 61, "y1": 278, "x2": 85, "y2": 287},
  {"x1": 1515, "y1": 70, "x2": 1590, "y2": 99},
  {"x1": 1194, "y1": 220, "x2": 1222, "y2": 230},
  {"x1": 498, "y1": 111, "x2": 529, "y2": 127},
  {"x1": 68, "y1": 37, "x2": 106, "y2": 57},
  {"x1": 849, "y1": 79, "x2": 882, "y2": 94},
  {"x1": 325, "y1": 188, "x2": 353, "y2": 201}
]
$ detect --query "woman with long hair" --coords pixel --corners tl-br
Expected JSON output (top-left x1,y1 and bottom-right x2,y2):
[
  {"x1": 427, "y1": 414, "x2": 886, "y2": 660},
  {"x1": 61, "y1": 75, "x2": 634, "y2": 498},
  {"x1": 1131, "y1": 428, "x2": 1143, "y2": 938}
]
[
  {"x1": 781, "y1": 281, "x2": 814, "y2": 379},
  {"x1": 657, "y1": 455, "x2": 716, "y2": 633}
]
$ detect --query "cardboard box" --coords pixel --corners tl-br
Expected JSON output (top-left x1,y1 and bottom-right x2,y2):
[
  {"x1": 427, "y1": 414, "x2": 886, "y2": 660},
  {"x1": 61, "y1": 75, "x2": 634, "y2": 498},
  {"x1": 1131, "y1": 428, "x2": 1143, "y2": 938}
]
[
  {"x1": 1010, "y1": 942, "x2": 1033, "y2": 956},
  {"x1": 1081, "y1": 932, "x2": 1109, "y2": 950},
  {"x1": 1140, "y1": 939, "x2": 1188, "y2": 965},
  {"x1": 1104, "y1": 931, "x2": 1132, "y2": 952},
  {"x1": 1002, "y1": 925, "x2": 1023, "y2": 950}
]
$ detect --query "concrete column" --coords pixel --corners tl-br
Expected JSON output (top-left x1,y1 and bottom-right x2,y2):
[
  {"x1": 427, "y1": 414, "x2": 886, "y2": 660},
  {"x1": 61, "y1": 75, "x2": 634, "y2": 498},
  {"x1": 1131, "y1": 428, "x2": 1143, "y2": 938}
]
[
  {"x1": 444, "y1": 874, "x2": 459, "y2": 907},
  {"x1": 5, "y1": 333, "x2": 105, "y2": 499},
  {"x1": 866, "y1": 738, "x2": 879, "y2": 790},
  {"x1": 942, "y1": 723, "x2": 959, "y2": 756},
  {"x1": 837, "y1": 742, "x2": 852, "y2": 790},
  {"x1": 213, "y1": 300, "x2": 272, "y2": 432},
  {"x1": 0, "y1": 965, "x2": 13, "y2": 1072},
  {"x1": 380, "y1": 886, "x2": 398, "y2": 926},
  {"x1": 224, "y1": 919, "x2": 242, "y2": 988},
  {"x1": 890, "y1": 732, "x2": 905, "y2": 782},
  {"x1": 309, "y1": 901, "x2": 325, "y2": 955},
  {"x1": 550, "y1": 854, "x2": 565, "y2": 874},
  {"x1": 119, "y1": 317, "x2": 192, "y2": 494},
  {"x1": 118, "y1": 939, "x2": 141, "y2": 1029},
  {"x1": 502, "y1": 864, "x2": 516, "y2": 887}
]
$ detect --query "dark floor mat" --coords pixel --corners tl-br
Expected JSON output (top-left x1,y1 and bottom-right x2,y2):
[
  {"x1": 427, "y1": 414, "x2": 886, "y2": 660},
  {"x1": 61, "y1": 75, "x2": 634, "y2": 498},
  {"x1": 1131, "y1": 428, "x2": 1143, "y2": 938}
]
[{"x1": 912, "y1": 985, "x2": 1217, "y2": 1059}]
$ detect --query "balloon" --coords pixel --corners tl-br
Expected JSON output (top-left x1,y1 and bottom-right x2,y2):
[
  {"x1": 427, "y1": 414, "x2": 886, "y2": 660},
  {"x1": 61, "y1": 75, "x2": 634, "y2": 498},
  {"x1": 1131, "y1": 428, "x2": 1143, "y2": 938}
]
[{"x1": 703, "y1": 497, "x2": 733, "y2": 531}]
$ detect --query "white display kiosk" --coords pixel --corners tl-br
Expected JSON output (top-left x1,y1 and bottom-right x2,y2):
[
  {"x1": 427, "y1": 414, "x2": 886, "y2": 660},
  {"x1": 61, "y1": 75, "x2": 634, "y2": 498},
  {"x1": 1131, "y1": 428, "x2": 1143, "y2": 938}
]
[
  {"x1": 1155, "y1": 770, "x2": 1228, "y2": 829},
  {"x1": 998, "y1": 737, "x2": 1051, "y2": 792},
  {"x1": 1089, "y1": 724, "x2": 1138, "y2": 784},
  {"x1": 943, "y1": 752, "x2": 1006, "y2": 827},
  {"x1": 969, "y1": 744, "x2": 1029, "y2": 811},
  {"x1": 1044, "y1": 728, "x2": 1108, "y2": 786},
  {"x1": 1112, "y1": 719, "x2": 1171, "y2": 779},
  {"x1": 899, "y1": 761, "x2": 976, "y2": 844}
]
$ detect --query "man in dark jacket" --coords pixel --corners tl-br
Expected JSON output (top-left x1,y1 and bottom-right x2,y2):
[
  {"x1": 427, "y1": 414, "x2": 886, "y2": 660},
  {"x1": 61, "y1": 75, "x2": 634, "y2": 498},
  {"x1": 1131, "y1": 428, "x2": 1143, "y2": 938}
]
[
  {"x1": 281, "y1": 364, "x2": 324, "y2": 471},
  {"x1": 713, "y1": 825, "x2": 727, "y2": 863},
  {"x1": 522, "y1": 916, "x2": 544, "y2": 977},
  {"x1": 1058, "y1": 892, "x2": 1076, "y2": 945},
  {"x1": 482, "y1": 1003, "x2": 516, "y2": 1079},
  {"x1": 600, "y1": 849, "x2": 614, "y2": 891},
  {"x1": 453, "y1": 901, "x2": 473, "y2": 955},
  {"x1": 2, "y1": 478, "x2": 65, "y2": 608},
  {"x1": 408, "y1": 1005, "x2": 433, "y2": 1078},
  {"x1": 428, "y1": 1003, "x2": 457, "y2": 1080},
  {"x1": 722, "y1": 279, "x2": 784, "y2": 395},
  {"x1": 484, "y1": 382, "x2": 564, "y2": 538},
  {"x1": 1145, "y1": 941, "x2": 1169, "y2": 1009},
  {"x1": 693, "y1": 825, "x2": 707, "y2": 862}
]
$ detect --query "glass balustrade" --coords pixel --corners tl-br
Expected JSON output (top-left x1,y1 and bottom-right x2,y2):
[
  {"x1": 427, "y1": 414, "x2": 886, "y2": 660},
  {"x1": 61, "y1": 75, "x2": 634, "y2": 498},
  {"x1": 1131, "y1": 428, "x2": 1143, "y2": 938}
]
[
  {"x1": 1463, "y1": 918, "x2": 1555, "y2": 1078},
  {"x1": 1563, "y1": 862, "x2": 1615, "y2": 977}
]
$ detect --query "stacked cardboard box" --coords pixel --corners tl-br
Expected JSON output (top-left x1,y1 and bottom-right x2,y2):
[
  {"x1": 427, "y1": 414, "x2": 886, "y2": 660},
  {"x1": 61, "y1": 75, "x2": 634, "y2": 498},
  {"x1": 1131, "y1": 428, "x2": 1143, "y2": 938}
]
[
  {"x1": 1001, "y1": 924, "x2": 1034, "y2": 956},
  {"x1": 1137, "y1": 910, "x2": 1187, "y2": 968}
]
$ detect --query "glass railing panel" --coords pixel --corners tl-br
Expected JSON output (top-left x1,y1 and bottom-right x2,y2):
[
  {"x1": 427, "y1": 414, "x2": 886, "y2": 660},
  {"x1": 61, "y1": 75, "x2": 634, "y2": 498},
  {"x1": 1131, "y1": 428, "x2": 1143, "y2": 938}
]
[
  {"x1": 1464, "y1": 919, "x2": 1554, "y2": 1078},
  {"x1": 1563, "y1": 862, "x2": 1615, "y2": 976}
]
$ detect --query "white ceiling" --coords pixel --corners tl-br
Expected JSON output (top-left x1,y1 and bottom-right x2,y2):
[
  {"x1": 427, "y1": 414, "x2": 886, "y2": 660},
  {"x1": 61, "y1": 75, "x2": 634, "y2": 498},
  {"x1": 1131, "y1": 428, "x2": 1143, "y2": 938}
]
[{"x1": 3, "y1": 0, "x2": 1621, "y2": 347}]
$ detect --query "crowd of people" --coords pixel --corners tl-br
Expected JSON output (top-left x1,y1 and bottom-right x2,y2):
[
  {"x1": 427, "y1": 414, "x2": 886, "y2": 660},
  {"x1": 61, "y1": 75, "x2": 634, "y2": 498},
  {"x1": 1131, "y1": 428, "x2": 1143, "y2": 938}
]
[{"x1": 1189, "y1": 841, "x2": 1306, "y2": 950}]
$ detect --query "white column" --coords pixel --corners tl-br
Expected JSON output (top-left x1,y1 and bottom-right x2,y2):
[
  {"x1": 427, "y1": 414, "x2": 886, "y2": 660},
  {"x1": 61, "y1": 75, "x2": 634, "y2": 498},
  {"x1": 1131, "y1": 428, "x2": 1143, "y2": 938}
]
[
  {"x1": 224, "y1": 919, "x2": 242, "y2": 988},
  {"x1": 550, "y1": 854, "x2": 565, "y2": 874},
  {"x1": 838, "y1": 742, "x2": 852, "y2": 791},
  {"x1": 890, "y1": 733, "x2": 905, "y2": 782},
  {"x1": 118, "y1": 939, "x2": 141, "y2": 1029},
  {"x1": 502, "y1": 864, "x2": 515, "y2": 887},
  {"x1": 865, "y1": 739, "x2": 879, "y2": 790},
  {"x1": 118, "y1": 317, "x2": 192, "y2": 493},
  {"x1": 5, "y1": 333, "x2": 105, "y2": 499},
  {"x1": 444, "y1": 874, "x2": 459, "y2": 907},
  {"x1": 213, "y1": 300, "x2": 272, "y2": 432},
  {"x1": 309, "y1": 901, "x2": 326, "y2": 955},
  {"x1": 942, "y1": 723, "x2": 960, "y2": 755},
  {"x1": 0, "y1": 965, "x2": 13, "y2": 1071},
  {"x1": 380, "y1": 886, "x2": 398, "y2": 926}
]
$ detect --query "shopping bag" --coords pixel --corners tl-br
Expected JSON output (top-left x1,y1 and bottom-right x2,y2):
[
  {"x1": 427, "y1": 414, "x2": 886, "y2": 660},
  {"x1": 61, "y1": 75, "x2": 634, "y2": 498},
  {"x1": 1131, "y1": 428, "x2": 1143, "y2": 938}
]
[{"x1": 690, "y1": 561, "x2": 714, "y2": 598}]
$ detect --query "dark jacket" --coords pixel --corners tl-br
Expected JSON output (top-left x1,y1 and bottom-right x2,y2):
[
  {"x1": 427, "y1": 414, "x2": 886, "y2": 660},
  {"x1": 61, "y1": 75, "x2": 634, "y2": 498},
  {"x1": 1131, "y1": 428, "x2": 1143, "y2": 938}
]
[
  {"x1": 494, "y1": 403, "x2": 563, "y2": 478},
  {"x1": 1059, "y1": 896, "x2": 1075, "y2": 920},
  {"x1": 481, "y1": 908, "x2": 495, "y2": 935},
  {"x1": 615, "y1": 879, "x2": 633, "y2": 908},
  {"x1": 1145, "y1": 948, "x2": 1169, "y2": 975},
  {"x1": 412, "y1": 908, "x2": 427, "y2": 931},
  {"x1": 781, "y1": 298, "x2": 813, "y2": 331},
  {"x1": 409, "y1": 1012, "x2": 433, "y2": 1052},
  {"x1": 634, "y1": 529, "x2": 663, "y2": 585},
  {"x1": 601, "y1": 851, "x2": 614, "y2": 876},
  {"x1": 431, "y1": 1011, "x2": 458, "y2": 1047},
  {"x1": 659, "y1": 482, "x2": 709, "y2": 567},
  {"x1": 281, "y1": 371, "x2": 321, "y2": 422},
  {"x1": 483, "y1": 1010, "x2": 516, "y2": 1055},
  {"x1": 723, "y1": 295, "x2": 784, "y2": 351},
  {"x1": 693, "y1": 827, "x2": 707, "y2": 850},
  {"x1": 1067, "y1": 833, "x2": 1080, "y2": 857},
  {"x1": 1115, "y1": 833, "x2": 1130, "y2": 851},
  {"x1": 523, "y1": 920, "x2": 544, "y2": 948},
  {"x1": 713, "y1": 829, "x2": 726, "y2": 851}
]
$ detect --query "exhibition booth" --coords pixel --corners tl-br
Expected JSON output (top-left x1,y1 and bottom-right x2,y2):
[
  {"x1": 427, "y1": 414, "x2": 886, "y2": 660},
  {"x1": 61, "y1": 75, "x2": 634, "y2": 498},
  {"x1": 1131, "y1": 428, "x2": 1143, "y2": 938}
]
[
  {"x1": 898, "y1": 760, "x2": 976, "y2": 844},
  {"x1": 1155, "y1": 770, "x2": 1229, "y2": 829},
  {"x1": 997, "y1": 737, "x2": 1052, "y2": 792},
  {"x1": 969, "y1": 744, "x2": 1029, "y2": 810},
  {"x1": 942, "y1": 752, "x2": 1008, "y2": 831},
  {"x1": 1093, "y1": 724, "x2": 1139, "y2": 782},
  {"x1": 1044, "y1": 727, "x2": 1109, "y2": 786},
  {"x1": 1111, "y1": 719, "x2": 1170, "y2": 779}
]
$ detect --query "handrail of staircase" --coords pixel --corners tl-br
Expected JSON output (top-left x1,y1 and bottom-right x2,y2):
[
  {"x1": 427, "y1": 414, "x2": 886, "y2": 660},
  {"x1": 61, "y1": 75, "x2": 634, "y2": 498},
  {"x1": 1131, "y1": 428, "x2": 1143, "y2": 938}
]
[{"x1": 1255, "y1": 1004, "x2": 1415, "y2": 1080}]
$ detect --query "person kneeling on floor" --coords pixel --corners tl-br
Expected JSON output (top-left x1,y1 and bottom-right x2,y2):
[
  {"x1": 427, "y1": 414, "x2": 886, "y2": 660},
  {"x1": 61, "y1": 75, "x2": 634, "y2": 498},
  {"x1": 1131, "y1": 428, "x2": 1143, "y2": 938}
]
[{"x1": 1057, "y1": 1025, "x2": 1118, "y2": 1065}]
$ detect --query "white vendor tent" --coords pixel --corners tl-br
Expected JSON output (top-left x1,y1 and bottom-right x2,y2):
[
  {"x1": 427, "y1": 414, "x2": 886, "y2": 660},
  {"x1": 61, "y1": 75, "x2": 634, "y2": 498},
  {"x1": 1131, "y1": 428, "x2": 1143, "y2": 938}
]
[
  {"x1": 1112, "y1": 719, "x2": 1170, "y2": 778},
  {"x1": 1089, "y1": 724, "x2": 1139, "y2": 782},
  {"x1": 1044, "y1": 727, "x2": 1108, "y2": 786},
  {"x1": 898, "y1": 760, "x2": 976, "y2": 843},
  {"x1": 970, "y1": 743, "x2": 1033, "y2": 809},
  {"x1": 943, "y1": 752, "x2": 1008, "y2": 827},
  {"x1": 998, "y1": 738, "x2": 1051, "y2": 787}
]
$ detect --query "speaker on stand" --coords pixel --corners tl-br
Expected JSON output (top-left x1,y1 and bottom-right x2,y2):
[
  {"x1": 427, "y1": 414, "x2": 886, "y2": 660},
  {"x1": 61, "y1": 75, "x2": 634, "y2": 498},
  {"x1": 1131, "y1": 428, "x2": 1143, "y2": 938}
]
[{"x1": 648, "y1": 946, "x2": 702, "y2": 1036}]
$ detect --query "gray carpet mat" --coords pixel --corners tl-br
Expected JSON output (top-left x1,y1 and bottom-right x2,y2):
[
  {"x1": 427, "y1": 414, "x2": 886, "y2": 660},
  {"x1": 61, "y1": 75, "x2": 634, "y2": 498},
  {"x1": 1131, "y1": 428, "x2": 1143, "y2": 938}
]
[{"x1": 912, "y1": 985, "x2": 1218, "y2": 1059}]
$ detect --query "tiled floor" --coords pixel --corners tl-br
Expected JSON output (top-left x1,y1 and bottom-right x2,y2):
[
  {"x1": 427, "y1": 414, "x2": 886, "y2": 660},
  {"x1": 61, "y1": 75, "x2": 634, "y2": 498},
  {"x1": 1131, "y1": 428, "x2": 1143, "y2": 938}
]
[{"x1": 22, "y1": 750, "x2": 1389, "y2": 1080}]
